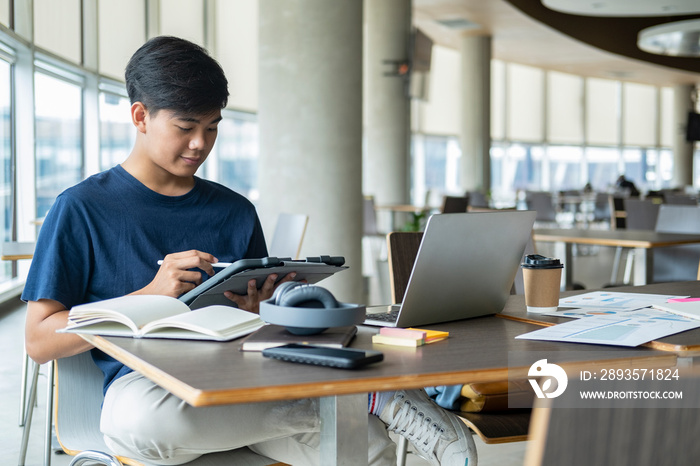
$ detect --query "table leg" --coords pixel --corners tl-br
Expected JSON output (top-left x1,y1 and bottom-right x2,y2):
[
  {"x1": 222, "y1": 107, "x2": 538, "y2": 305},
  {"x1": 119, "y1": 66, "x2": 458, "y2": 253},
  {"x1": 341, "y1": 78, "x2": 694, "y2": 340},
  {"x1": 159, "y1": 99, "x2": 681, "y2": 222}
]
[
  {"x1": 320, "y1": 394, "x2": 368, "y2": 466},
  {"x1": 633, "y1": 247, "x2": 652, "y2": 286}
]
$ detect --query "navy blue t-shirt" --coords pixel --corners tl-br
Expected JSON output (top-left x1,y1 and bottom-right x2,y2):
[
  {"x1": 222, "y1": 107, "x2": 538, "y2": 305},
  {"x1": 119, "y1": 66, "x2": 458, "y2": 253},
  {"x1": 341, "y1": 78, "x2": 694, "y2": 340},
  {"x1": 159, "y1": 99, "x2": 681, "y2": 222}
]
[{"x1": 22, "y1": 165, "x2": 267, "y2": 393}]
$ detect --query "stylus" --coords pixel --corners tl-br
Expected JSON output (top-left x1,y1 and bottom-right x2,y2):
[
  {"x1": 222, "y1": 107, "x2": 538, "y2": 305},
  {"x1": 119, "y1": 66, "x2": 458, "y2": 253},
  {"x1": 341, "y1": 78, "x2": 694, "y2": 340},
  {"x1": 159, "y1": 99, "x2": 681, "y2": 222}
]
[{"x1": 157, "y1": 260, "x2": 232, "y2": 268}]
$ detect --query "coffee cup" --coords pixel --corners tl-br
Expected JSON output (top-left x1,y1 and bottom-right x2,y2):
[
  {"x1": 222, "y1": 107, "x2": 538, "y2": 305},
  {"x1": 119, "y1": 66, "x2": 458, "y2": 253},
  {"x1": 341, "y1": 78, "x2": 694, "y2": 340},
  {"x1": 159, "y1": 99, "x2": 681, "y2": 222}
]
[{"x1": 521, "y1": 254, "x2": 563, "y2": 313}]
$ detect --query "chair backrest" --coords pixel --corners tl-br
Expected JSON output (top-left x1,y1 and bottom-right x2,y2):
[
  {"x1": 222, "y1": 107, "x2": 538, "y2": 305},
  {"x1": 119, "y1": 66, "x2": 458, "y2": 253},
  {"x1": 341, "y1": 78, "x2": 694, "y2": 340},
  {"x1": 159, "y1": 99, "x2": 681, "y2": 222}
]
[
  {"x1": 54, "y1": 352, "x2": 281, "y2": 466},
  {"x1": 524, "y1": 376, "x2": 700, "y2": 466},
  {"x1": 54, "y1": 351, "x2": 117, "y2": 457},
  {"x1": 387, "y1": 232, "x2": 423, "y2": 304},
  {"x1": 608, "y1": 195, "x2": 627, "y2": 229},
  {"x1": 655, "y1": 204, "x2": 700, "y2": 234},
  {"x1": 268, "y1": 213, "x2": 309, "y2": 259},
  {"x1": 623, "y1": 198, "x2": 660, "y2": 230},
  {"x1": 440, "y1": 195, "x2": 469, "y2": 214},
  {"x1": 591, "y1": 192, "x2": 611, "y2": 222},
  {"x1": 524, "y1": 191, "x2": 557, "y2": 223},
  {"x1": 653, "y1": 205, "x2": 700, "y2": 283},
  {"x1": 466, "y1": 191, "x2": 489, "y2": 208}
]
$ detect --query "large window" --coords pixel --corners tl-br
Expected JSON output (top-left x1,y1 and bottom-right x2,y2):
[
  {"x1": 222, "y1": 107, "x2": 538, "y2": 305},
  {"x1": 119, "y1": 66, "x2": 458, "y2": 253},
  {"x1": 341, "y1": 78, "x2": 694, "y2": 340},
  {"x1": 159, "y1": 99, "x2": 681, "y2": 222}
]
[
  {"x1": 34, "y1": 71, "x2": 83, "y2": 218},
  {"x1": 99, "y1": 91, "x2": 135, "y2": 170},
  {"x1": 0, "y1": 59, "x2": 11, "y2": 282},
  {"x1": 213, "y1": 110, "x2": 259, "y2": 200}
]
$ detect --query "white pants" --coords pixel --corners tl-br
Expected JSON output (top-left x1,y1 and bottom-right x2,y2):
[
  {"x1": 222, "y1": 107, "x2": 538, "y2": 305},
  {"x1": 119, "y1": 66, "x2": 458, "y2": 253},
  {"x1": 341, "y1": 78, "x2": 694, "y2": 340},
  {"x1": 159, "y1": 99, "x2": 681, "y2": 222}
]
[{"x1": 101, "y1": 371, "x2": 397, "y2": 465}]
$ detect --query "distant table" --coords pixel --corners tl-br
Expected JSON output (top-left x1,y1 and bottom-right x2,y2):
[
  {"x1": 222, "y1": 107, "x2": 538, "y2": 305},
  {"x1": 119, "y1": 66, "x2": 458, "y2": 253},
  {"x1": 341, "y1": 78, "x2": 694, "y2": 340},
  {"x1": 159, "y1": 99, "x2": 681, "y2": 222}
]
[
  {"x1": 533, "y1": 228, "x2": 700, "y2": 286},
  {"x1": 1, "y1": 241, "x2": 35, "y2": 261}
]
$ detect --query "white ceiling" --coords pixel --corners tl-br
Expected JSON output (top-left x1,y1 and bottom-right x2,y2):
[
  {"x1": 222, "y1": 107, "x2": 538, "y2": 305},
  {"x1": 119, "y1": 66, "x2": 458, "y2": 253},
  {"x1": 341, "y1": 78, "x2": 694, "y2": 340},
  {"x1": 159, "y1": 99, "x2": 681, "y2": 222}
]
[{"x1": 413, "y1": 0, "x2": 700, "y2": 86}]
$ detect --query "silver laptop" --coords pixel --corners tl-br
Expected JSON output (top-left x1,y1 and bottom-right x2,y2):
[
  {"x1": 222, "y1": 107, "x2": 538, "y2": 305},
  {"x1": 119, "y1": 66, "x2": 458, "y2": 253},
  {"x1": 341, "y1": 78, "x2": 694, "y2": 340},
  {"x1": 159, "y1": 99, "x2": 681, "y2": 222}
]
[{"x1": 364, "y1": 210, "x2": 536, "y2": 327}]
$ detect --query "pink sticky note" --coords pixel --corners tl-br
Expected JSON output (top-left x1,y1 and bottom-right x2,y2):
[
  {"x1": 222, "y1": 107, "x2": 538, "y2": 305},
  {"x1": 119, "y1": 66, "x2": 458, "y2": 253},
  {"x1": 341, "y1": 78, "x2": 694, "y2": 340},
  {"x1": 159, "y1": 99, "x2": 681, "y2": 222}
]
[{"x1": 667, "y1": 297, "x2": 700, "y2": 303}]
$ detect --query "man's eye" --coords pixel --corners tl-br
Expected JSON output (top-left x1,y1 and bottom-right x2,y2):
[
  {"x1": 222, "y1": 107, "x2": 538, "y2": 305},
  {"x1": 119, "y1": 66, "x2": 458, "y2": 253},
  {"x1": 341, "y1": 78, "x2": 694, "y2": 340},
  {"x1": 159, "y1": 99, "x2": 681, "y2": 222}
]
[
  {"x1": 208, "y1": 127, "x2": 218, "y2": 132},
  {"x1": 177, "y1": 126, "x2": 193, "y2": 132}
]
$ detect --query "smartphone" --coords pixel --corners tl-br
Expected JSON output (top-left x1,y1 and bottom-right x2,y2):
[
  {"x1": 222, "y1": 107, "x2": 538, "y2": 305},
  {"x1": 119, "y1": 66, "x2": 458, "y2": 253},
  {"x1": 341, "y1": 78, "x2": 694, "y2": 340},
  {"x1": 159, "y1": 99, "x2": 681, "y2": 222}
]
[{"x1": 262, "y1": 344, "x2": 383, "y2": 369}]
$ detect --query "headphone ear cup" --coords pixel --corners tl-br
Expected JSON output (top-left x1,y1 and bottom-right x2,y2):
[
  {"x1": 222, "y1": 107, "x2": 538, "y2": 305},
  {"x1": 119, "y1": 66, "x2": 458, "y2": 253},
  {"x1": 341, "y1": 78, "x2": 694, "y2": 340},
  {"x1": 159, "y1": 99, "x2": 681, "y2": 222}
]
[
  {"x1": 277, "y1": 284, "x2": 339, "y2": 309},
  {"x1": 272, "y1": 281, "x2": 303, "y2": 305}
]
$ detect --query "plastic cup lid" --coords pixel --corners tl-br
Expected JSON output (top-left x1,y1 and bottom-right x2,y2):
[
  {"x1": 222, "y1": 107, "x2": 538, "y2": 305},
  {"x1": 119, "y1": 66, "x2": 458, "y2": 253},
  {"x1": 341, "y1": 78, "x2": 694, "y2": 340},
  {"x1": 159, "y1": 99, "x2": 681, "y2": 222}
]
[{"x1": 521, "y1": 254, "x2": 563, "y2": 269}]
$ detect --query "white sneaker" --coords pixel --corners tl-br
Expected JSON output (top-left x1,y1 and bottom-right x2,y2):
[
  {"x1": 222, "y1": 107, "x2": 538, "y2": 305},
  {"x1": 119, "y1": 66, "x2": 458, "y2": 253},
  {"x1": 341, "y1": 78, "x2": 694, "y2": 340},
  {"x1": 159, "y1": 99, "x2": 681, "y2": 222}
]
[{"x1": 379, "y1": 389, "x2": 477, "y2": 466}]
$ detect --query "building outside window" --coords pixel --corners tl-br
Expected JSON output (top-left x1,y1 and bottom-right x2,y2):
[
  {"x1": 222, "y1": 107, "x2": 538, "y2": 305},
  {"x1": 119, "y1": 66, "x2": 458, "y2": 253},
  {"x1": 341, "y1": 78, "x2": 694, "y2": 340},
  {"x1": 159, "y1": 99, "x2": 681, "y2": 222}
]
[{"x1": 34, "y1": 71, "x2": 83, "y2": 218}]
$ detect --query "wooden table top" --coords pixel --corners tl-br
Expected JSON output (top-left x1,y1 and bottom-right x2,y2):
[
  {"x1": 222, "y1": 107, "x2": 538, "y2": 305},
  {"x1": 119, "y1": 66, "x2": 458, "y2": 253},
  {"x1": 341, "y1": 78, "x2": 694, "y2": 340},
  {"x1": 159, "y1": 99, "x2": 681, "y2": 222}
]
[
  {"x1": 533, "y1": 228, "x2": 700, "y2": 248},
  {"x1": 498, "y1": 281, "x2": 700, "y2": 353},
  {"x1": 83, "y1": 307, "x2": 676, "y2": 407}
]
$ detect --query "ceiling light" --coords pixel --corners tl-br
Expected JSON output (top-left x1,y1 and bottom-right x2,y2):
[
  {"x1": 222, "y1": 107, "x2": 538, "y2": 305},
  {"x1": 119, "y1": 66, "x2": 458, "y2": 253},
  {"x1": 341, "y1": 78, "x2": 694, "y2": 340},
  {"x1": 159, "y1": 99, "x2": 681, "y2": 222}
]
[
  {"x1": 542, "y1": 0, "x2": 700, "y2": 17},
  {"x1": 638, "y1": 19, "x2": 700, "y2": 57},
  {"x1": 436, "y1": 18, "x2": 481, "y2": 31}
]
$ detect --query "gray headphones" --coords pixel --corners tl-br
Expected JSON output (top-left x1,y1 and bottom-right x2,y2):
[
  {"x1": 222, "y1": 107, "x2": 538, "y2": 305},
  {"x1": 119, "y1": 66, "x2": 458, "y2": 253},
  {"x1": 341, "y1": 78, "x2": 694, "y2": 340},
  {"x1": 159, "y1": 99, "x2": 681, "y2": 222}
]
[{"x1": 260, "y1": 283, "x2": 366, "y2": 335}]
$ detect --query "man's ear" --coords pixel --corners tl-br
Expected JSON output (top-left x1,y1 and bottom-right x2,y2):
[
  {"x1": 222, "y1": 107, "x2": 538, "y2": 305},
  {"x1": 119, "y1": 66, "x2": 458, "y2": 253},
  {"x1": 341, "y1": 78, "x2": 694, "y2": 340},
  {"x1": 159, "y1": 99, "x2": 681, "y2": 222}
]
[{"x1": 131, "y1": 102, "x2": 148, "y2": 133}]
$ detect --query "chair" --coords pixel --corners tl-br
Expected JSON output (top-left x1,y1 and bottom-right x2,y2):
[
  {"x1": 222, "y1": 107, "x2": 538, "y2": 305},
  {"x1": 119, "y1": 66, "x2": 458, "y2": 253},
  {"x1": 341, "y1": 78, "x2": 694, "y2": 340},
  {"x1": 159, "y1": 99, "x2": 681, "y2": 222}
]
[
  {"x1": 624, "y1": 198, "x2": 660, "y2": 230},
  {"x1": 268, "y1": 213, "x2": 308, "y2": 259},
  {"x1": 440, "y1": 195, "x2": 469, "y2": 214},
  {"x1": 523, "y1": 376, "x2": 700, "y2": 466},
  {"x1": 54, "y1": 351, "x2": 284, "y2": 466},
  {"x1": 466, "y1": 191, "x2": 489, "y2": 209},
  {"x1": 524, "y1": 191, "x2": 557, "y2": 226},
  {"x1": 651, "y1": 204, "x2": 700, "y2": 283},
  {"x1": 610, "y1": 198, "x2": 661, "y2": 285},
  {"x1": 608, "y1": 194, "x2": 627, "y2": 230},
  {"x1": 590, "y1": 192, "x2": 611, "y2": 224},
  {"x1": 385, "y1": 231, "x2": 531, "y2": 458}
]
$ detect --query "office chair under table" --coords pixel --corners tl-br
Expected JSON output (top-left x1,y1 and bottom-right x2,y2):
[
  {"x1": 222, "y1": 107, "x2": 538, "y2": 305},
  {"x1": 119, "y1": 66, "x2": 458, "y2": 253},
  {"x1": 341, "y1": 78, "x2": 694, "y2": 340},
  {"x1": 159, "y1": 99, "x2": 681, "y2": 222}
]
[{"x1": 54, "y1": 351, "x2": 285, "y2": 466}]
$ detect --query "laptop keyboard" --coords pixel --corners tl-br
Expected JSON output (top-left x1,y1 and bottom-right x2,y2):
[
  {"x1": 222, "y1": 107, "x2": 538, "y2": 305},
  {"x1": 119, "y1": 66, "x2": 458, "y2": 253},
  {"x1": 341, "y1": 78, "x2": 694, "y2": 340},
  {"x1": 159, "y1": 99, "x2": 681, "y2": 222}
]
[{"x1": 365, "y1": 308, "x2": 400, "y2": 323}]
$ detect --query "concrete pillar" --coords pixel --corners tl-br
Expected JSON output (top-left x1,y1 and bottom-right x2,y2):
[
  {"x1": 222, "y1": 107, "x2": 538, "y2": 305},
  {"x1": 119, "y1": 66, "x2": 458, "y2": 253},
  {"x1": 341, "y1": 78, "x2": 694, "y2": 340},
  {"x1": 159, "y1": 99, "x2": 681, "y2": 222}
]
[
  {"x1": 459, "y1": 35, "x2": 491, "y2": 194},
  {"x1": 257, "y1": 1, "x2": 363, "y2": 303},
  {"x1": 673, "y1": 84, "x2": 695, "y2": 188},
  {"x1": 364, "y1": 0, "x2": 411, "y2": 205}
]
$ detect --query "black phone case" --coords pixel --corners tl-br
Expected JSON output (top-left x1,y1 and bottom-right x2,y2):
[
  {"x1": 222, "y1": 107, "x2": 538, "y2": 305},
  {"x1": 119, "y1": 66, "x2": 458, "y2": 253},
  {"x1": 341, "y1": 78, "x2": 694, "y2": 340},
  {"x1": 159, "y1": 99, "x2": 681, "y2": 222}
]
[{"x1": 262, "y1": 344, "x2": 383, "y2": 369}]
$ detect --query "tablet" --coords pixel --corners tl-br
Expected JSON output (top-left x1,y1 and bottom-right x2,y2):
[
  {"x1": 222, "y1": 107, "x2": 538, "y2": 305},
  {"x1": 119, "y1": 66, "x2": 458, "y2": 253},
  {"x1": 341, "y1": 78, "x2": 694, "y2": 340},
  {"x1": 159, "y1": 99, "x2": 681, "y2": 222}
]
[{"x1": 179, "y1": 256, "x2": 347, "y2": 309}]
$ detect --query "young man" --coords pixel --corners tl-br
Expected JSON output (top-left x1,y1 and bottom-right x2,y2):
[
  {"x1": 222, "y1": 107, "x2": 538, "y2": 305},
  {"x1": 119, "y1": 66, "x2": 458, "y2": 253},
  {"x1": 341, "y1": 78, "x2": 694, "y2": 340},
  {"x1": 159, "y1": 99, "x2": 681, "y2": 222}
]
[{"x1": 23, "y1": 36, "x2": 475, "y2": 465}]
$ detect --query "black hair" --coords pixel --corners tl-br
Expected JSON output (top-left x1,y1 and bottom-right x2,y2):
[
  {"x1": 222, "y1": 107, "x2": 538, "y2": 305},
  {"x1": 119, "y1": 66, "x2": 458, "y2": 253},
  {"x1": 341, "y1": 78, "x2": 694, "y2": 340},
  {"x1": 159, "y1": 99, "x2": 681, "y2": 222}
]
[{"x1": 125, "y1": 36, "x2": 229, "y2": 115}]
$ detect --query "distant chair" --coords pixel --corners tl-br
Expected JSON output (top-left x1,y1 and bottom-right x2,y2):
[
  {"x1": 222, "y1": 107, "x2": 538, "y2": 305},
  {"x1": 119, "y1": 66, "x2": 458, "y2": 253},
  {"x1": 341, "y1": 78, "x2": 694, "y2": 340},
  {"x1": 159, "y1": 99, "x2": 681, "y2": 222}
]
[
  {"x1": 652, "y1": 205, "x2": 700, "y2": 283},
  {"x1": 466, "y1": 191, "x2": 489, "y2": 209},
  {"x1": 611, "y1": 199, "x2": 660, "y2": 285},
  {"x1": 524, "y1": 191, "x2": 557, "y2": 226},
  {"x1": 440, "y1": 195, "x2": 470, "y2": 214},
  {"x1": 591, "y1": 192, "x2": 611, "y2": 224},
  {"x1": 608, "y1": 195, "x2": 627, "y2": 230},
  {"x1": 624, "y1": 198, "x2": 660, "y2": 231},
  {"x1": 268, "y1": 213, "x2": 308, "y2": 259}
]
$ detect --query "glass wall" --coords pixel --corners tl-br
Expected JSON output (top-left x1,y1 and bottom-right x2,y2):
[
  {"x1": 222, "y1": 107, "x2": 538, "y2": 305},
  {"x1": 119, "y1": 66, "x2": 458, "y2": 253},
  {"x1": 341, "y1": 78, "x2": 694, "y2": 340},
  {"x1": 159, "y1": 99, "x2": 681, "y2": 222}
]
[
  {"x1": 99, "y1": 92, "x2": 135, "y2": 170},
  {"x1": 0, "y1": 59, "x2": 11, "y2": 281},
  {"x1": 34, "y1": 71, "x2": 83, "y2": 219},
  {"x1": 213, "y1": 110, "x2": 259, "y2": 200}
]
